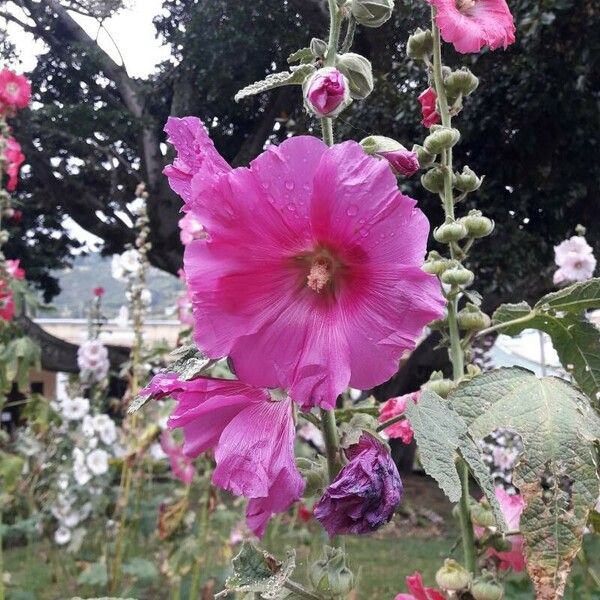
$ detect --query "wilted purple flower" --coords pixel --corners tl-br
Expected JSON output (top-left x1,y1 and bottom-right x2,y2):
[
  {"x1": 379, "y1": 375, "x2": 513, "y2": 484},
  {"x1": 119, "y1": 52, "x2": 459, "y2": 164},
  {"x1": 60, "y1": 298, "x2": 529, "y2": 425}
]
[{"x1": 314, "y1": 434, "x2": 402, "y2": 536}]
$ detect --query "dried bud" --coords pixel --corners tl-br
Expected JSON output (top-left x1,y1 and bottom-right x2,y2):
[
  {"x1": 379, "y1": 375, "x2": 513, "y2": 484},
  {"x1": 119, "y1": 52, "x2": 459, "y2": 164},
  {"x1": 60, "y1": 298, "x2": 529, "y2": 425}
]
[
  {"x1": 412, "y1": 144, "x2": 436, "y2": 168},
  {"x1": 422, "y1": 250, "x2": 451, "y2": 276},
  {"x1": 445, "y1": 67, "x2": 479, "y2": 98},
  {"x1": 407, "y1": 28, "x2": 433, "y2": 60},
  {"x1": 336, "y1": 53, "x2": 374, "y2": 100},
  {"x1": 360, "y1": 135, "x2": 419, "y2": 176},
  {"x1": 421, "y1": 166, "x2": 446, "y2": 194},
  {"x1": 423, "y1": 125, "x2": 461, "y2": 154},
  {"x1": 457, "y1": 303, "x2": 491, "y2": 331},
  {"x1": 455, "y1": 166, "x2": 483, "y2": 193},
  {"x1": 350, "y1": 0, "x2": 394, "y2": 28},
  {"x1": 424, "y1": 371, "x2": 456, "y2": 398},
  {"x1": 434, "y1": 220, "x2": 468, "y2": 244},
  {"x1": 303, "y1": 67, "x2": 352, "y2": 118},
  {"x1": 309, "y1": 547, "x2": 355, "y2": 598},
  {"x1": 471, "y1": 578, "x2": 504, "y2": 600},
  {"x1": 461, "y1": 209, "x2": 495, "y2": 238},
  {"x1": 441, "y1": 264, "x2": 475, "y2": 287},
  {"x1": 435, "y1": 559, "x2": 472, "y2": 592}
]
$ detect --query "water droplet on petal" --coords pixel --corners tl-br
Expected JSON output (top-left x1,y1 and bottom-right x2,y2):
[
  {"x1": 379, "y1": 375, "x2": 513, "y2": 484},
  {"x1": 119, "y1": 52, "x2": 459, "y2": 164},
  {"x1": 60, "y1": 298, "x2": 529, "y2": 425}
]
[
  {"x1": 346, "y1": 204, "x2": 358, "y2": 217},
  {"x1": 285, "y1": 180, "x2": 295, "y2": 191},
  {"x1": 287, "y1": 203, "x2": 296, "y2": 212}
]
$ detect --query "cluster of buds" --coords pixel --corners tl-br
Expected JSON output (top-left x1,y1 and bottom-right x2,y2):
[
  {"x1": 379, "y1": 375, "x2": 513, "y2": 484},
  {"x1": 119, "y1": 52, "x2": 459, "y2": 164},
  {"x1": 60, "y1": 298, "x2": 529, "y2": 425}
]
[{"x1": 309, "y1": 546, "x2": 355, "y2": 598}]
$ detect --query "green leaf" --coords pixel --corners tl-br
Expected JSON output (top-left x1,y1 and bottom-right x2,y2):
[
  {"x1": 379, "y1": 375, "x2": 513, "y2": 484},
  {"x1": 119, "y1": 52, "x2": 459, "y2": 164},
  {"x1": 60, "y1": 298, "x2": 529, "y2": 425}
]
[
  {"x1": 287, "y1": 47, "x2": 313, "y2": 64},
  {"x1": 0, "y1": 451, "x2": 24, "y2": 493},
  {"x1": 225, "y1": 542, "x2": 296, "y2": 598},
  {"x1": 122, "y1": 557, "x2": 158, "y2": 582},
  {"x1": 405, "y1": 390, "x2": 506, "y2": 531},
  {"x1": 450, "y1": 368, "x2": 600, "y2": 599},
  {"x1": 491, "y1": 301, "x2": 534, "y2": 335},
  {"x1": 234, "y1": 65, "x2": 315, "y2": 102},
  {"x1": 77, "y1": 561, "x2": 108, "y2": 587},
  {"x1": 534, "y1": 277, "x2": 600, "y2": 313}
]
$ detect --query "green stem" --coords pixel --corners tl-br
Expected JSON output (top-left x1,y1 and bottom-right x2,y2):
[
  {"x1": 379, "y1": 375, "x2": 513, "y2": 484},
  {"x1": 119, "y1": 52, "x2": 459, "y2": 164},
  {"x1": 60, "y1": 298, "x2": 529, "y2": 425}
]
[
  {"x1": 189, "y1": 468, "x2": 212, "y2": 600},
  {"x1": 324, "y1": 0, "x2": 342, "y2": 67},
  {"x1": 283, "y1": 580, "x2": 324, "y2": 600},
  {"x1": 321, "y1": 118, "x2": 334, "y2": 147},
  {"x1": 458, "y1": 460, "x2": 476, "y2": 573},
  {"x1": 340, "y1": 15, "x2": 356, "y2": 54},
  {"x1": 320, "y1": 409, "x2": 340, "y2": 481},
  {"x1": 0, "y1": 511, "x2": 4, "y2": 600},
  {"x1": 376, "y1": 414, "x2": 406, "y2": 433},
  {"x1": 476, "y1": 311, "x2": 537, "y2": 338}
]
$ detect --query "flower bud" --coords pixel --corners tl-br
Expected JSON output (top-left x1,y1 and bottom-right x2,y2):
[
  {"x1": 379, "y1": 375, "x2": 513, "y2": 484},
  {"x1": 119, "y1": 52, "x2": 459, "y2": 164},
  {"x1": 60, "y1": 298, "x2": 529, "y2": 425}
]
[
  {"x1": 434, "y1": 220, "x2": 468, "y2": 244},
  {"x1": 407, "y1": 28, "x2": 433, "y2": 60},
  {"x1": 297, "y1": 457, "x2": 327, "y2": 497},
  {"x1": 471, "y1": 578, "x2": 504, "y2": 600},
  {"x1": 470, "y1": 503, "x2": 496, "y2": 528},
  {"x1": 336, "y1": 53, "x2": 374, "y2": 100},
  {"x1": 454, "y1": 166, "x2": 483, "y2": 193},
  {"x1": 361, "y1": 135, "x2": 419, "y2": 177},
  {"x1": 423, "y1": 126, "x2": 461, "y2": 154},
  {"x1": 310, "y1": 37, "x2": 328, "y2": 59},
  {"x1": 461, "y1": 209, "x2": 494, "y2": 238},
  {"x1": 445, "y1": 67, "x2": 479, "y2": 98},
  {"x1": 309, "y1": 547, "x2": 355, "y2": 598},
  {"x1": 422, "y1": 250, "x2": 451, "y2": 276},
  {"x1": 303, "y1": 67, "x2": 352, "y2": 118},
  {"x1": 435, "y1": 559, "x2": 471, "y2": 591},
  {"x1": 441, "y1": 264, "x2": 475, "y2": 287},
  {"x1": 457, "y1": 303, "x2": 491, "y2": 331},
  {"x1": 489, "y1": 536, "x2": 513, "y2": 552},
  {"x1": 350, "y1": 0, "x2": 394, "y2": 28},
  {"x1": 412, "y1": 144, "x2": 436, "y2": 168},
  {"x1": 421, "y1": 166, "x2": 445, "y2": 194},
  {"x1": 423, "y1": 371, "x2": 456, "y2": 399}
]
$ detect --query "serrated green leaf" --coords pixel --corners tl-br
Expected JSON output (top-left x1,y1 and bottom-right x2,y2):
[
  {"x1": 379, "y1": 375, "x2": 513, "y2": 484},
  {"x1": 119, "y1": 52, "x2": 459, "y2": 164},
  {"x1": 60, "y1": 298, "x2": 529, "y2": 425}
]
[
  {"x1": 225, "y1": 542, "x2": 296, "y2": 598},
  {"x1": 491, "y1": 301, "x2": 535, "y2": 335},
  {"x1": 122, "y1": 557, "x2": 158, "y2": 581},
  {"x1": 235, "y1": 65, "x2": 315, "y2": 102},
  {"x1": 287, "y1": 47, "x2": 313, "y2": 64},
  {"x1": 535, "y1": 278, "x2": 600, "y2": 313},
  {"x1": 77, "y1": 561, "x2": 108, "y2": 587},
  {"x1": 405, "y1": 390, "x2": 506, "y2": 531},
  {"x1": 450, "y1": 368, "x2": 600, "y2": 600}
]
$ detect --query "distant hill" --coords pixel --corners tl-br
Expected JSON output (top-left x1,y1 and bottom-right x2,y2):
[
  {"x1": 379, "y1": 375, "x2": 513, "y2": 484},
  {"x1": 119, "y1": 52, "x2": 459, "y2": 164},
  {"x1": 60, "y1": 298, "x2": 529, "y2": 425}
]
[{"x1": 40, "y1": 253, "x2": 183, "y2": 319}]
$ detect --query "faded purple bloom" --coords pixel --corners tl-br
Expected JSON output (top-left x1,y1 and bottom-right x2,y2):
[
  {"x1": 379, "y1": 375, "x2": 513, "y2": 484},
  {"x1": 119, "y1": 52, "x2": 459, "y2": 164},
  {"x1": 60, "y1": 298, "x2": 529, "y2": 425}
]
[{"x1": 314, "y1": 434, "x2": 402, "y2": 536}]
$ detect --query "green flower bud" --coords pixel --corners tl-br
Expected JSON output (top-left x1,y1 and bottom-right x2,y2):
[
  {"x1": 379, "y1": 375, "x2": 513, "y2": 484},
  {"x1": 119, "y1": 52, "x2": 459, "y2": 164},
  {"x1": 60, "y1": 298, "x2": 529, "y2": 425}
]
[
  {"x1": 421, "y1": 166, "x2": 445, "y2": 194},
  {"x1": 455, "y1": 166, "x2": 483, "y2": 193},
  {"x1": 412, "y1": 144, "x2": 436, "y2": 168},
  {"x1": 470, "y1": 503, "x2": 496, "y2": 528},
  {"x1": 336, "y1": 53, "x2": 374, "y2": 100},
  {"x1": 457, "y1": 303, "x2": 491, "y2": 331},
  {"x1": 471, "y1": 578, "x2": 504, "y2": 600},
  {"x1": 461, "y1": 209, "x2": 495, "y2": 238},
  {"x1": 407, "y1": 27, "x2": 433, "y2": 60},
  {"x1": 297, "y1": 457, "x2": 327, "y2": 497},
  {"x1": 489, "y1": 536, "x2": 513, "y2": 552},
  {"x1": 423, "y1": 126, "x2": 461, "y2": 154},
  {"x1": 434, "y1": 220, "x2": 468, "y2": 244},
  {"x1": 310, "y1": 37, "x2": 328, "y2": 59},
  {"x1": 422, "y1": 250, "x2": 451, "y2": 276},
  {"x1": 423, "y1": 371, "x2": 456, "y2": 399},
  {"x1": 350, "y1": 0, "x2": 394, "y2": 28},
  {"x1": 309, "y1": 547, "x2": 355, "y2": 599},
  {"x1": 445, "y1": 67, "x2": 479, "y2": 98},
  {"x1": 441, "y1": 264, "x2": 475, "y2": 287},
  {"x1": 435, "y1": 559, "x2": 472, "y2": 592}
]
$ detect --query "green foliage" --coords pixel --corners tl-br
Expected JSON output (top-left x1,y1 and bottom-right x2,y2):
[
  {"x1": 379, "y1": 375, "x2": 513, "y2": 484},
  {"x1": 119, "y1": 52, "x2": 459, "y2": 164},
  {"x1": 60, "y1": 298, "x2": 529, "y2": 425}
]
[
  {"x1": 0, "y1": 451, "x2": 24, "y2": 495},
  {"x1": 77, "y1": 561, "x2": 109, "y2": 587},
  {"x1": 122, "y1": 558, "x2": 158, "y2": 582},
  {"x1": 450, "y1": 368, "x2": 600, "y2": 599},
  {"x1": 235, "y1": 65, "x2": 315, "y2": 102},
  {"x1": 405, "y1": 389, "x2": 506, "y2": 530},
  {"x1": 0, "y1": 332, "x2": 41, "y2": 397}
]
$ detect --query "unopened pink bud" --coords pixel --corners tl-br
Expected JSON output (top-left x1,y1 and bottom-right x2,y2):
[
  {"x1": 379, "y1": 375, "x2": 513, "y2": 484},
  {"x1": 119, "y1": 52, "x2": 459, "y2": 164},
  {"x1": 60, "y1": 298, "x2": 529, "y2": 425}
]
[{"x1": 304, "y1": 68, "x2": 351, "y2": 118}]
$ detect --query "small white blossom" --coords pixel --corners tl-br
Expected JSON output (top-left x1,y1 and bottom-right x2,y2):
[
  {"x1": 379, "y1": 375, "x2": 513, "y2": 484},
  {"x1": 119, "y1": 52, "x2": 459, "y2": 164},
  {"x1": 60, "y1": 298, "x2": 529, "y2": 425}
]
[
  {"x1": 553, "y1": 235, "x2": 596, "y2": 285},
  {"x1": 86, "y1": 448, "x2": 109, "y2": 476},
  {"x1": 61, "y1": 397, "x2": 90, "y2": 421},
  {"x1": 92, "y1": 414, "x2": 117, "y2": 445},
  {"x1": 111, "y1": 249, "x2": 142, "y2": 281},
  {"x1": 77, "y1": 339, "x2": 110, "y2": 382},
  {"x1": 54, "y1": 526, "x2": 72, "y2": 545}
]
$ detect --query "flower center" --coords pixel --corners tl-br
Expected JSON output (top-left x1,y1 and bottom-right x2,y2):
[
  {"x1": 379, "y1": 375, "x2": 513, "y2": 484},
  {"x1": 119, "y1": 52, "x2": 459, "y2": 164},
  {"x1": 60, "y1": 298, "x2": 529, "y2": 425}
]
[
  {"x1": 307, "y1": 257, "x2": 332, "y2": 293},
  {"x1": 6, "y1": 82, "x2": 18, "y2": 96},
  {"x1": 456, "y1": 0, "x2": 476, "y2": 12},
  {"x1": 296, "y1": 246, "x2": 344, "y2": 295}
]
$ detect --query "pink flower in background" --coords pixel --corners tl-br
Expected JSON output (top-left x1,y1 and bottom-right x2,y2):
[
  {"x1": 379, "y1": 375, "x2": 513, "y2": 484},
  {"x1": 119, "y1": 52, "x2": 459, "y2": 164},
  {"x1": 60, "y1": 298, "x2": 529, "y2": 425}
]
[
  {"x1": 395, "y1": 572, "x2": 446, "y2": 600},
  {"x1": 0, "y1": 283, "x2": 14, "y2": 321},
  {"x1": 160, "y1": 431, "x2": 195, "y2": 485},
  {"x1": 429, "y1": 0, "x2": 515, "y2": 54},
  {"x1": 553, "y1": 235, "x2": 596, "y2": 285},
  {"x1": 418, "y1": 88, "x2": 440, "y2": 128},
  {"x1": 0, "y1": 69, "x2": 31, "y2": 110},
  {"x1": 179, "y1": 211, "x2": 204, "y2": 245},
  {"x1": 183, "y1": 135, "x2": 445, "y2": 410},
  {"x1": 304, "y1": 68, "x2": 350, "y2": 118},
  {"x1": 488, "y1": 487, "x2": 526, "y2": 571},
  {"x1": 4, "y1": 137, "x2": 25, "y2": 191},
  {"x1": 6, "y1": 259, "x2": 24, "y2": 280},
  {"x1": 93, "y1": 286, "x2": 105, "y2": 297},
  {"x1": 141, "y1": 374, "x2": 304, "y2": 537},
  {"x1": 378, "y1": 392, "x2": 419, "y2": 444},
  {"x1": 163, "y1": 116, "x2": 231, "y2": 207}
]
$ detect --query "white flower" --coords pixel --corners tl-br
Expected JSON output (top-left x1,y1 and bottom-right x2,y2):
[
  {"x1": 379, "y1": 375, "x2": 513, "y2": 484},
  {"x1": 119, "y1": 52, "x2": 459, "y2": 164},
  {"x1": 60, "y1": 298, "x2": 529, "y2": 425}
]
[
  {"x1": 82, "y1": 415, "x2": 95, "y2": 437},
  {"x1": 86, "y1": 448, "x2": 109, "y2": 476},
  {"x1": 61, "y1": 397, "x2": 90, "y2": 421},
  {"x1": 553, "y1": 235, "x2": 596, "y2": 285},
  {"x1": 92, "y1": 414, "x2": 117, "y2": 445},
  {"x1": 54, "y1": 526, "x2": 71, "y2": 545},
  {"x1": 77, "y1": 339, "x2": 110, "y2": 382},
  {"x1": 111, "y1": 249, "x2": 142, "y2": 281},
  {"x1": 114, "y1": 305, "x2": 129, "y2": 328},
  {"x1": 127, "y1": 196, "x2": 146, "y2": 217},
  {"x1": 297, "y1": 423, "x2": 325, "y2": 452},
  {"x1": 73, "y1": 461, "x2": 91, "y2": 486}
]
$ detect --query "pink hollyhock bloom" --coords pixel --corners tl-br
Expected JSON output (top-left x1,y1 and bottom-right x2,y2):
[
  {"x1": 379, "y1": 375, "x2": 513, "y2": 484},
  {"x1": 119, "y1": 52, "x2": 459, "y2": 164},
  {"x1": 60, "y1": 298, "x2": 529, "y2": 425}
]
[
  {"x1": 395, "y1": 572, "x2": 446, "y2": 600},
  {"x1": 0, "y1": 69, "x2": 31, "y2": 110},
  {"x1": 429, "y1": 0, "x2": 515, "y2": 54},
  {"x1": 160, "y1": 431, "x2": 195, "y2": 485},
  {"x1": 140, "y1": 373, "x2": 304, "y2": 537},
  {"x1": 418, "y1": 88, "x2": 440, "y2": 128},
  {"x1": 379, "y1": 147, "x2": 420, "y2": 177},
  {"x1": 553, "y1": 235, "x2": 596, "y2": 285},
  {"x1": 179, "y1": 210, "x2": 204, "y2": 245},
  {"x1": 6, "y1": 259, "x2": 24, "y2": 280},
  {"x1": 0, "y1": 283, "x2": 14, "y2": 321},
  {"x1": 488, "y1": 487, "x2": 526, "y2": 571},
  {"x1": 378, "y1": 392, "x2": 419, "y2": 444},
  {"x1": 304, "y1": 67, "x2": 351, "y2": 118},
  {"x1": 183, "y1": 135, "x2": 445, "y2": 410},
  {"x1": 163, "y1": 116, "x2": 231, "y2": 207},
  {"x1": 4, "y1": 137, "x2": 25, "y2": 192},
  {"x1": 93, "y1": 286, "x2": 105, "y2": 297}
]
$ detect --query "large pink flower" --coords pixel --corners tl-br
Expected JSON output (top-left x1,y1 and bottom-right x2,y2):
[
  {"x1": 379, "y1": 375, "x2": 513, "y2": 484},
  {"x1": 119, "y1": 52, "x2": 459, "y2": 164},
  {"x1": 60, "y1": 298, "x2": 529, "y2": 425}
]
[
  {"x1": 4, "y1": 137, "x2": 25, "y2": 192},
  {"x1": 141, "y1": 374, "x2": 304, "y2": 537},
  {"x1": 183, "y1": 135, "x2": 445, "y2": 410},
  {"x1": 0, "y1": 69, "x2": 31, "y2": 111},
  {"x1": 429, "y1": 0, "x2": 515, "y2": 54},
  {"x1": 395, "y1": 572, "x2": 446, "y2": 600},
  {"x1": 163, "y1": 116, "x2": 231, "y2": 207}
]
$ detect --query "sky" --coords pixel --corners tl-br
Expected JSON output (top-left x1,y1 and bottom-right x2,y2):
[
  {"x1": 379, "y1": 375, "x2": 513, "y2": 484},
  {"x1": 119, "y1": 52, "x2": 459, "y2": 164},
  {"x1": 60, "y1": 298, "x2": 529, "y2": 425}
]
[{"x1": 3, "y1": 0, "x2": 171, "y2": 250}]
